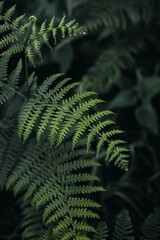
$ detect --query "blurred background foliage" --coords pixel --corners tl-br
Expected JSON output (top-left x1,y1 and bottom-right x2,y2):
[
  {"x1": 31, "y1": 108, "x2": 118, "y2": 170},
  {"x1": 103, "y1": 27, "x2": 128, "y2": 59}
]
[{"x1": 1, "y1": 0, "x2": 160, "y2": 239}]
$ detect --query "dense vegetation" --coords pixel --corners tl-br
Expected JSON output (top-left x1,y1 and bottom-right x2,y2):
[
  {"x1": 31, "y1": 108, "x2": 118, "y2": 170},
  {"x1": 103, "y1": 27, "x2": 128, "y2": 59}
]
[{"x1": 0, "y1": 0, "x2": 160, "y2": 239}]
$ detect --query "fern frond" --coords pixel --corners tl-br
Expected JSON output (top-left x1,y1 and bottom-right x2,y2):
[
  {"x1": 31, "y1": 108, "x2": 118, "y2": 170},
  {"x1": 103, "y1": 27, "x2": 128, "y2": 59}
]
[
  {"x1": 0, "y1": 2, "x2": 133, "y2": 240},
  {"x1": 94, "y1": 221, "x2": 108, "y2": 240},
  {"x1": 18, "y1": 73, "x2": 128, "y2": 170},
  {"x1": 0, "y1": 2, "x2": 85, "y2": 66},
  {"x1": 6, "y1": 140, "x2": 103, "y2": 238},
  {"x1": 140, "y1": 208, "x2": 160, "y2": 240},
  {"x1": 113, "y1": 209, "x2": 134, "y2": 240}
]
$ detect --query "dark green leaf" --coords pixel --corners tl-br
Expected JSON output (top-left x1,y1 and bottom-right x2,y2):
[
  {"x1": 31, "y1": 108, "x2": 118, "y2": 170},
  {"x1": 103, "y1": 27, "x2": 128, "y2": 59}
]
[
  {"x1": 135, "y1": 102, "x2": 158, "y2": 135},
  {"x1": 109, "y1": 89, "x2": 137, "y2": 109}
]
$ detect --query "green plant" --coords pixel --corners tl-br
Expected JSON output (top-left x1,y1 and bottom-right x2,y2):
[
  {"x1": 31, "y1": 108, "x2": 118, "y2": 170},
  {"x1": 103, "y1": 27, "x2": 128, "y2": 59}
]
[
  {"x1": 1, "y1": 1, "x2": 160, "y2": 239},
  {"x1": 0, "y1": 1, "x2": 129, "y2": 239}
]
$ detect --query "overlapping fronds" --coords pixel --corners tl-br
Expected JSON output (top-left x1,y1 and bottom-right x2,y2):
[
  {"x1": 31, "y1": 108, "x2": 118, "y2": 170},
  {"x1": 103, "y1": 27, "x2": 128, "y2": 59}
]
[
  {"x1": 0, "y1": 93, "x2": 103, "y2": 238},
  {"x1": 113, "y1": 209, "x2": 134, "y2": 240},
  {"x1": 0, "y1": 1, "x2": 85, "y2": 66},
  {"x1": 6, "y1": 140, "x2": 103, "y2": 239},
  {"x1": 18, "y1": 73, "x2": 129, "y2": 170},
  {"x1": 140, "y1": 208, "x2": 160, "y2": 240},
  {"x1": 0, "y1": 3, "x2": 132, "y2": 239}
]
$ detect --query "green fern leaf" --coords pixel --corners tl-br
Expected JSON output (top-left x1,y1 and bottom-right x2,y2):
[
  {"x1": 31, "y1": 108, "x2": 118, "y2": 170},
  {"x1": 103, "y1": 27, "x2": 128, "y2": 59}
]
[
  {"x1": 113, "y1": 209, "x2": 134, "y2": 240},
  {"x1": 3, "y1": 4, "x2": 16, "y2": 21},
  {"x1": 18, "y1": 74, "x2": 129, "y2": 170},
  {"x1": 94, "y1": 221, "x2": 108, "y2": 240},
  {"x1": 140, "y1": 208, "x2": 160, "y2": 240},
  {"x1": 5, "y1": 139, "x2": 103, "y2": 237}
]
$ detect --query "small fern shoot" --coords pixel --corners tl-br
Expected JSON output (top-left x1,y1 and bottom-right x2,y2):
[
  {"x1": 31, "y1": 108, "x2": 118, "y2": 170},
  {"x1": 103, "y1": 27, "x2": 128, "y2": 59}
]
[
  {"x1": 140, "y1": 208, "x2": 160, "y2": 240},
  {"x1": 94, "y1": 221, "x2": 108, "y2": 240},
  {"x1": 113, "y1": 209, "x2": 134, "y2": 240}
]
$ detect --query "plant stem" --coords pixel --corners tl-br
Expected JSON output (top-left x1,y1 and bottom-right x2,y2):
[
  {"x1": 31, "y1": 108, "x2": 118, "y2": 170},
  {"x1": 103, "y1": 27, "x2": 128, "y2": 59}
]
[{"x1": 24, "y1": 54, "x2": 29, "y2": 97}]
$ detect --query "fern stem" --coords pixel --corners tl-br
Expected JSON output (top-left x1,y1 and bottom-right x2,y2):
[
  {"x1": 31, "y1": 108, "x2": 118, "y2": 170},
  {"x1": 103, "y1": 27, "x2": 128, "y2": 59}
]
[{"x1": 24, "y1": 54, "x2": 29, "y2": 96}]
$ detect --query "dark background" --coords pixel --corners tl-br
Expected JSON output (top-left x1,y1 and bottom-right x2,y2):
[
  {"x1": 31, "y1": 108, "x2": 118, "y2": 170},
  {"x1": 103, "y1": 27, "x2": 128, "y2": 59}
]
[{"x1": 1, "y1": 0, "x2": 160, "y2": 239}]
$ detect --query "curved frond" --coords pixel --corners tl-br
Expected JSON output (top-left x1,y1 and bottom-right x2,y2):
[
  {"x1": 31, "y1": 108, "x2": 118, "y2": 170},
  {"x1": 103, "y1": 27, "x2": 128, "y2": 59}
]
[
  {"x1": 0, "y1": 2, "x2": 85, "y2": 66},
  {"x1": 18, "y1": 74, "x2": 129, "y2": 170}
]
